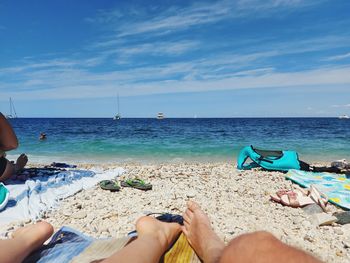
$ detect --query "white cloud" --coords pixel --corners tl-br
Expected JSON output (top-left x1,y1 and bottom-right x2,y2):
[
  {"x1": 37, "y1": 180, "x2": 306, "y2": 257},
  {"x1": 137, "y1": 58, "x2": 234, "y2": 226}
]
[
  {"x1": 331, "y1": 104, "x2": 350, "y2": 108},
  {"x1": 325, "y1": 52, "x2": 350, "y2": 61},
  {"x1": 87, "y1": 0, "x2": 317, "y2": 42},
  {"x1": 1, "y1": 65, "x2": 350, "y2": 100}
]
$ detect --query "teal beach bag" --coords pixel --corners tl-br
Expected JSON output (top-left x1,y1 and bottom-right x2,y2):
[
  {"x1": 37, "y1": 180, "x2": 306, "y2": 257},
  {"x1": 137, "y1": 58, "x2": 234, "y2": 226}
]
[
  {"x1": 0, "y1": 183, "x2": 9, "y2": 210},
  {"x1": 237, "y1": 145, "x2": 302, "y2": 171}
]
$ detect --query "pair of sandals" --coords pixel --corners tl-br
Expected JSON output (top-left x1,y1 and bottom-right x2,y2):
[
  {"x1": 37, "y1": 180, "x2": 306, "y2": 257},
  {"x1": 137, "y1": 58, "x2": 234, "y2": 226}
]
[
  {"x1": 100, "y1": 178, "x2": 152, "y2": 192},
  {"x1": 270, "y1": 185, "x2": 328, "y2": 212}
]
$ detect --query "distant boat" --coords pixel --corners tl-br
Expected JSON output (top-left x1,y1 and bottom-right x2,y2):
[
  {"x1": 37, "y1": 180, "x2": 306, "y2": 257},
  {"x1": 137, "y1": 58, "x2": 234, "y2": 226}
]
[
  {"x1": 338, "y1": 114, "x2": 350, "y2": 119},
  {"x1": 157, "y1": 112, "x2": 164, "y2": 120},
  {"x1": 6, "y1": 97, "x2": 17, "y2": 119},
  {"x1": 113, "y1": 93, "x2": 121, "y2": 121}
]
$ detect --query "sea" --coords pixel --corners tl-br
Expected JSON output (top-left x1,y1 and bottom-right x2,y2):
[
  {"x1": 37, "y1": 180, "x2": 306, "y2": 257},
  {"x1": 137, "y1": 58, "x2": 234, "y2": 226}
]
[{"x1": 6, "y1": 118, "x2": 350, "y2": 164}]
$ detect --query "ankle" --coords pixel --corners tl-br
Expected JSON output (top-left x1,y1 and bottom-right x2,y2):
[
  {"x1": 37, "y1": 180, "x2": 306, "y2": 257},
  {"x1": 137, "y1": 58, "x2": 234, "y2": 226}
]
[{"x1": 141, "y1": 231, "x2": 169, "y2": 251}]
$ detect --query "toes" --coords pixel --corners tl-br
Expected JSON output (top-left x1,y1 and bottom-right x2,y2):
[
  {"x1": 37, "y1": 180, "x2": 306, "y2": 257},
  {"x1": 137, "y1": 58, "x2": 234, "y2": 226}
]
[
  {"x1": 183, "y1": 210, "x2": 192, "y2": 224},
  {"x1": 187, "y1": 200, "x2": 200, "y2": 212}
]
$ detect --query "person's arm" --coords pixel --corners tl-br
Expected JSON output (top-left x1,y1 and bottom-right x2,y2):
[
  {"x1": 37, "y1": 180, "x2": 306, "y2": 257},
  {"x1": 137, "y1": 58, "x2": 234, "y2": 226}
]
[{"x1": 0, "y1": 113, "x2": 18, "y2": 151}]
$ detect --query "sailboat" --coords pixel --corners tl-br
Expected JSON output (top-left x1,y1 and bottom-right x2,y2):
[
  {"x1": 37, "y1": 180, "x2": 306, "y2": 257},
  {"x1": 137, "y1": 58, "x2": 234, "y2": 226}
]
[
  {"x1": 6, "y1": 97, "x2": 17, "y2": 119},
  {"x1": 338, "y1": 114, "x2": 350, "y2": 120},
  {"x1": 113, "y1": 93, "x2": 121, "y2": 120}
]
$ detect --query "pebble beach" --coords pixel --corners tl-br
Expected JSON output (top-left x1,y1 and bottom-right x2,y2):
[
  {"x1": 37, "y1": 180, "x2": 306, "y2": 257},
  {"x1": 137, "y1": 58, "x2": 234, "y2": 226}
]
[{"x1": 1, "y1": 161, "x2": 349, "y2": 263}]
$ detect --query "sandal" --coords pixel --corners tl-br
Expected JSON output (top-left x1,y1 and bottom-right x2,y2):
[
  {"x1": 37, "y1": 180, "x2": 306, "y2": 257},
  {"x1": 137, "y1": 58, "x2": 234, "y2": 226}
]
[
  {"x1": 147, "y1": 212, "x2": 184, "y2": 225},
  {"x1": 309, "y1": 185, "x2": 329, "y2": 213},
  {"x1": 270, "y1": 188, "x2": 309, "y2": 203},
  {"x1": 121, "y1": 178, "x2": 152, "y2": 191},
  {"x1": 99, "y1": 180, "x2": 120, "y2": 192},
  {"x1": 279, "y1": 191, "x2": 315, "y2": 208}
]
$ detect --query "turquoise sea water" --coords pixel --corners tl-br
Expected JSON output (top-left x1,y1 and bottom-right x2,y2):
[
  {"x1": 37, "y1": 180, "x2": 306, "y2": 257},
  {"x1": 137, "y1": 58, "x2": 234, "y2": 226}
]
[{"x1": 6, "y1": 118, "x2": 350, "y2": 163}]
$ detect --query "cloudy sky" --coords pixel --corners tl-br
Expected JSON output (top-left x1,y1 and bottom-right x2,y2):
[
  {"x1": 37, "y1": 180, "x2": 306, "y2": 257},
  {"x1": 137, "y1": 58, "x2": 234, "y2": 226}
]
[{"x1": 0, "y1": 0, "x2": 349, "y2": 117}]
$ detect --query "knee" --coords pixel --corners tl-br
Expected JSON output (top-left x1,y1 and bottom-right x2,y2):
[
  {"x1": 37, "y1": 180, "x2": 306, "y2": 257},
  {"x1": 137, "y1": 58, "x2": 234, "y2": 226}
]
[
  {"x1": 37, "y1": 221, "x2": 54, "y2": 239},
  {"x1": 2, "y1": 141, "x2": 18, "y2": 151},
  {"x1": 229, "y1": 231, "x2": 277, "y2": 248},
  {"x1": 220, "y1": 231, "x2": 279, "y2": 263}
]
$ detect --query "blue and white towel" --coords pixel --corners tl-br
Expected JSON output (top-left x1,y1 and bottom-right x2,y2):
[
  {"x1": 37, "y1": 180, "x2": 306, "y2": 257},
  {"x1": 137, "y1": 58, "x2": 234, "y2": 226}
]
[
  {"x1": 0, "y1": 167, "x2": 124, "y2": 226},
  {"x1": 286, "y1": 169, "x2": 350, "y2": 210}
]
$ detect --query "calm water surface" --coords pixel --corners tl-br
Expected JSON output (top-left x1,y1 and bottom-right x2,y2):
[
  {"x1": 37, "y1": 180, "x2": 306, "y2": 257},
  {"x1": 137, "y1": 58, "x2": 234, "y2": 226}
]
[{"x1": 6, "y1": 118, "x2": 350, "y2": 163}]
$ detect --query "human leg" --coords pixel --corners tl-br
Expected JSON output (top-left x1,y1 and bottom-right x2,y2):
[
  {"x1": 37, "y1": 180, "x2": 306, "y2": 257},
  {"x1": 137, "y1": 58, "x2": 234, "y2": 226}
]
[
  {"x1": 219, "y1": 231, "x2": 322, "y2": 263},
  {"x1": 0, "y1": 112, "x2": 18, "y2": 151},
  {"x1": 182, "y1": 201, "x2": 225, "y2": 263},
  {"x1": 0, "y1": 154, "x2": 28, "y2": 182},
  {"x1": 0, "y1": 221, "x2": 54, "y2": 263},
  {"x1": 102, "y1": 216, "x2": 181, "y2": 263}
]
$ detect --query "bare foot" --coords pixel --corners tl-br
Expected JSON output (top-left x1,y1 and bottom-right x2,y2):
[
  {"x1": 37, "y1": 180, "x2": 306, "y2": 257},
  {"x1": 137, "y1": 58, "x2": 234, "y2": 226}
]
[
  {"x1": 182, "y1": 201, "x2": 225, "y2": 263},
  {"x1": 136, "y1": 216, "x2": 181, "y2": 251},
  {"x1": 12, "y1": 221, "x2": 53, "y2": 250},
  {"x1": 14, "y1": 153, "x2": 28, "y2": 173}
]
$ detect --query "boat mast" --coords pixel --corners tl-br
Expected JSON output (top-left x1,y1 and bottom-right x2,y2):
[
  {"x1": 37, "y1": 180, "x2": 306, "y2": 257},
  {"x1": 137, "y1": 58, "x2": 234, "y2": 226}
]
[
  {"x1": 117, "y1": 93, "x2": 120, "y2": 116},
  {"x1": 9, "y1": 97, "x2": 17, "y2": 118},
  {"x1": 9, "y1": 98, "x2": 12, "y2": 117}
]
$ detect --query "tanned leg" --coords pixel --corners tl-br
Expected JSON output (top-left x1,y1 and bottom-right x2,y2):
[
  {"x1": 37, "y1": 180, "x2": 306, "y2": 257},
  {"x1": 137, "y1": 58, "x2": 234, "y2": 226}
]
[
  {"x1": 0, "y1": 113, "x2": 18, "y2": 151},
  {"x1": 182, "y1": 201, "x2": 225, "y2": 263},
  {"x1": 219, "y1": 231, "x2": 322, "y2": 263},
  {"x1": 0, "y1": 154, "x2": 28, "y2": 182},
  {"x1": 0, "y1": 221, "x2": 54, "y2": 263},
  {"x1": 102, "y1": 216, "x2": 181, "y2": 263}
]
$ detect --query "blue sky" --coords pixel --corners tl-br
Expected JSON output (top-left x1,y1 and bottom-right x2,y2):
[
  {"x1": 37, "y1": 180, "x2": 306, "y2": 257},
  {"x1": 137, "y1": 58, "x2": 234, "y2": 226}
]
[{"x1": 0, "y1": 0, "x2": 350, "y2": 117}]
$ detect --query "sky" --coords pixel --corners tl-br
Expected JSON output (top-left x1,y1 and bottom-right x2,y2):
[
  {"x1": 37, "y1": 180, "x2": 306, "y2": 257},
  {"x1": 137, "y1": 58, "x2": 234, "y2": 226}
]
[{"x1": 0, "y1": 0, "x2": 350, "y2": 117}]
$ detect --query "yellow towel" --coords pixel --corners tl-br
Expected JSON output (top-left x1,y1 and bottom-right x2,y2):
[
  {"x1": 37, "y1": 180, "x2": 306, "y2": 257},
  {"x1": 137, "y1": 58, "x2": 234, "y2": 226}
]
[{"x1": 163, "y1": 233, "x2": 201, "y2": 263}]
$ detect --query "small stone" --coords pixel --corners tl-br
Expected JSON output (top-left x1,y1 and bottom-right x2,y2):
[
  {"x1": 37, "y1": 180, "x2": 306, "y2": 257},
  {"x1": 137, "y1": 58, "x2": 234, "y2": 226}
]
[
  {"x1": 71, "y1": 211, "x2": 87, "y2": 219},
  {"x1": 302, "y1": 204, "x2": 323, "y2": 215},
  {"x1": 335, "y1": 250, "x2": 344, "y2": 257},
  {"x1": 342, "y1": 239, "x2": 350, "y2": 249},
  {"x1": 304, "y1": 234, "x2": 314, "y2": 243},
  {"x1": 301, "y1": 220, "x2": 312, "y2": 229},
  {"x1": 186, "y1": 191, "x2": 196, "y2": 198},
  {"x1": 334, "y1": 211, "x2": 350, "y2": 225},
  {"x1": 333, "y1": 228, "x2": 343, "y2": 235},
  {"x1": 310, "y1": 213, "x2": 337, "y2": 226}
]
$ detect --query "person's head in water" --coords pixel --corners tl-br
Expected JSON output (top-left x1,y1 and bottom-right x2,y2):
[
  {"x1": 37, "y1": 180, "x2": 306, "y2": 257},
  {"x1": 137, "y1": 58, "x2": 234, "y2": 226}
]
[{"x1": 39, "y1": 133, "x2": 47, "y2": 140}]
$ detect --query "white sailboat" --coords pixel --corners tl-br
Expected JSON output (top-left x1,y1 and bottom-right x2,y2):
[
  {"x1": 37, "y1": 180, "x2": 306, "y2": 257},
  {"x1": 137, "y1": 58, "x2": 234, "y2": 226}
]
[
  {"x1": 6, "y1": 97, "x2": 17, "y2": 119},
  {"x1": 338, "y1": 114, "x2": 349, "y2": 119},
  {"x1": 113, "y1": 93, "x2": 121, "y2": 120}
]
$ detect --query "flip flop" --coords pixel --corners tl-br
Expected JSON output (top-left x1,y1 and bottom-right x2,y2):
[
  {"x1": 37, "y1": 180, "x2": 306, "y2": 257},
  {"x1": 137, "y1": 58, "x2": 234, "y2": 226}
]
[
  {"x1": 147, "y1": 212, "x2": 184, "y2": 225},
  {"x1": 280, "y1": 191, "x2": 315, "y2": 208},
  {"x1": 121, "y1": 178, "x2": 152, "y2": 191},
  {"x1": 270, "y1": 188, "x2": 309, "y2": 204},
  {"x1": 309, "y1": 185, "x2": 328, "y2": 213},
  {"x1": 99, "y1": 180, "x2": 120, "y2": 192},
  {"x1": 270, "y1": 189, "x2": 292, "y2": 203}
]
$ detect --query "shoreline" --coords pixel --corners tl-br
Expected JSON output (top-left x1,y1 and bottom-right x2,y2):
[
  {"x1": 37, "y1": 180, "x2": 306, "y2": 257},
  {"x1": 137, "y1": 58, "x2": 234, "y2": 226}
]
[
  {"x1": 5, "y1": 153, "x2": 344, "y2": 166},
  {"x1": 1, "y1": 161, "x2": 349, "y2": 262}
]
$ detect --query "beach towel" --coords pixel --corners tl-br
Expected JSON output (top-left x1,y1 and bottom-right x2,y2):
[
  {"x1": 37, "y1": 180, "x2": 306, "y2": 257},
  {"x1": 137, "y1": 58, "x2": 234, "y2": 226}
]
[
  {"x1": 24, "y1": 228, "x2": 199, "y2": 263},
  {"x1": 0, "y1": 167, "x2": 124, "y2": 226},
  {"x1": 163, "y1": 233, "x2": 200, "y2": 263},
  {"x1": 23, "y1": 226, "x2": 131, "y2": 263},
  {"x1": 286, "y1": 169, "x2": 350, "y2": 210}
]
